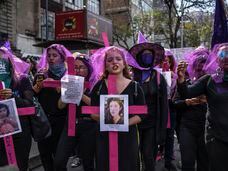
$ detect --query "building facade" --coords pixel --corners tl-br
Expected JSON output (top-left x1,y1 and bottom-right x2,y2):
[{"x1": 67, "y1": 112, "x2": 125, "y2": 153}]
[{"x1": 0, "y1": 0, "x2": 102, "y2": 57}]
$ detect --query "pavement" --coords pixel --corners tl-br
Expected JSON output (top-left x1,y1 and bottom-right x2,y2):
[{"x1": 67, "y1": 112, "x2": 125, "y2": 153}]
[{"x1": 30, "y1": 137, "x2": 182, "y2": 171}]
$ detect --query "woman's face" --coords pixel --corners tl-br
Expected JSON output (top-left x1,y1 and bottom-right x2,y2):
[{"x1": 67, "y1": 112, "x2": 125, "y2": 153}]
[
  {"x1": 0, "y1": 107, "x2": 8, "y2": 119},
  {"x1": 47, "y1": 48, "x2": 63, "y2": 65},
  {"x1": 109, "y1": 101, "x2": 121, "y2": 117},
  {"x1": 74, "y1": 59, "x2": 88, "y2": 78},
  {"x1": 218, "y1": 46, "x2": 228, "y2": 71},
  {"x1": 105, "y1": 50, "x2": 125, "y2": 75}
]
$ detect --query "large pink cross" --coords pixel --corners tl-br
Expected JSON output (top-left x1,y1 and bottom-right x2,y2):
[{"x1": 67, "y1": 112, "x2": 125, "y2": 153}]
[
  {"x1": 81, "y1": 32, "x2": 147, "y2": 171},
  {"x1": 82, "y1": 75, "x2": 147, "y2": 171},
  {"x1": 42, "y1": 57, "x2": 90, "y2": 136},
  {"x1": 0, "y1": 82, "x2": 35, "y2": 166}
]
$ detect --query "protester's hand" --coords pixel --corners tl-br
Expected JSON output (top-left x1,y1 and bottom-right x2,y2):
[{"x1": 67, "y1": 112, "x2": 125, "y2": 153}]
[
  {"x1": 177, "y1": 61, "x2": 187, "y2": 83},
  {"x1": 199, "y1": 95, "x2": 207, "y2": 103},
  {"x1": 56, "y1": 87, "x2": 61, "y2": 93},
  {"x1": 185, "y1": 98, "x2": 201, "y2": 106},
  {"x1": 91, "y1": 114, "x2": 100, "y2": 122},
  {"x1": 0, "y1": 88, "x2": 13, "y2": 99}
]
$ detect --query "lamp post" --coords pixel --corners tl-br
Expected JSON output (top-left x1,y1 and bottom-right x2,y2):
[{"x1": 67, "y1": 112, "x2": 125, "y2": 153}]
[
  {"x1": 45, "y1": 0, "x2": 49, "y2": 41},
  {"x1": 180, "y1": 0, "x2": 184, "y2": 48}
]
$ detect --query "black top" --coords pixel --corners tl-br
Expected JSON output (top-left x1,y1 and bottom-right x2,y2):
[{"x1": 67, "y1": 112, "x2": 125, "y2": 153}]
[
  {"x1": 178, "y1": 75, "x2": 228, "y2": 142},
  {"x1": 139, "y1": 70, "x2": 168, "y2": 130},
  {"x1": 35, "y1": 71, "x2": 67, "y2": 117},
  {"x1": 12, "y1": 76, "x2": 34, "y2": 108},
  {"x1": 174, "y1": 79, "x2": 207, "y2": 133},
  {"x1": 90, "y1": 80, "x2": 146, "y2": 120}
]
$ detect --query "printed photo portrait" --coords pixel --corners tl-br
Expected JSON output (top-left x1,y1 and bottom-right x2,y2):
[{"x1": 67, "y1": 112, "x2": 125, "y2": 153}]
[
  {"x1": 0, "y1": 98, "x2": 22, "y2": 138},
  {"x1": 100, "y1": 95, "x2": 129, "y2": 132}
]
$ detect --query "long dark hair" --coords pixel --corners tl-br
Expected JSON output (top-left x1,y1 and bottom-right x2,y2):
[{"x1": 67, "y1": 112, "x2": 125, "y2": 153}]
[
  {"x1": 0, "y1": 103, "x2": 10, "y2": 117},
  {"x1": 105, "y1": 98, "x2": 124, "y2": 124}
]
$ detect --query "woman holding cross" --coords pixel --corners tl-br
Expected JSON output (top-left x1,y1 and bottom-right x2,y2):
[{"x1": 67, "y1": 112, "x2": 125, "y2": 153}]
[
  {"x1": 54, "y1": 53, "x2": 96, "y2": 171},
  {"x1": 0, "y1": 46, "x2": 34, "y2": 171},
  {"x1": 33, "y1": 44, "x2": 72, "y2": 171},
  {"x1": 89, "y1": 46, "x2": 146, "y2": 171}
]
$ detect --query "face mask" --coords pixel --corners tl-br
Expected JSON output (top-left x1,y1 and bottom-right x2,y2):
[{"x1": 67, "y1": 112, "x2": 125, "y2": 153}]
[
  {"x1": 0, "y1": 58, "x2": 11, "y2": 88},
  {"x1": 49, "y1": 63, "x2": 66, "y2": 78},
  {"x1": 141, "y1": 53, "x2": 154, "y2": 67}
]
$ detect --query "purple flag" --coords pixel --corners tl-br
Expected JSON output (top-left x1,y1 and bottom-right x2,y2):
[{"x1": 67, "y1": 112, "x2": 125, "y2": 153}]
[
  {"x1": 137, "y1": 31, "x2": 147, "y2": 44},
  {"x1": 211, "y1": 0, "x2": 228, "y2": 49}
]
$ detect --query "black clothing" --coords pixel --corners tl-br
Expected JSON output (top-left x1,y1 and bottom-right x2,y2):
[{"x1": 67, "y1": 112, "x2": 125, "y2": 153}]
[
  {"x1": 175, "y1": 79, "x2": 208, "y2": 171},
  {"x1": 178, "y1": 75, "x2": 228, "y2": 142},
  {"x1": 54, "y1": 119, "x2": 96, "y2": 171},
  {"x1": 179, "y1": 127, "x2": 208, "y2": 171},
  {"x1": 138, "y1": 71, "x2": 168, "y2": 171},
  {"x1": 0, "y1": 76, "x2": 34, "y2": 171},
  {"x1": 139, "y1": 70, "x2": 168, "y2": 133},
  {"x1": 139, "y1": 127, "x2": 157, "y2": 171},
  {"x1": 54, "y1": 91, "x2": 96, "y2": 171},
  {"x1": 206, "y1": 137, "x2": 228, "y2": 171},
  {"x1": 35, "y1": 70, "x2": 67, "y2": 171},
  {"x1": 178, "y1": 75, "x2": 228, "y2": 170},
  {"x1": 91, "y1": 80, "x2": 145, "y2": 171}
]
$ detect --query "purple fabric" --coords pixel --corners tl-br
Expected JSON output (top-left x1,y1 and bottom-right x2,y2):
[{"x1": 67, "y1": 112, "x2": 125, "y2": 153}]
[
  {"x1": 211, "y1": 0, "x2": 228, "y2": 49},
  {"x1": 89, "y1": 46, "x2": 148, "y2": 88},
  {"x1": 204, "y1": 43, "x2": 228, "y2": 83},
  {"x1": 0, "y1": 47, "x2": 30, "y2": 76},
  {"x1": 185, "y1": 47, "x2": 210, "y2": 80},
  {"x1": 164, "y1": 49, "x2": 173, "y2": 57},
  {"x1": 37, "y1": 44, "x2": 72, "y2": 72},
  {"x1": 137, "y1": 31, "x2": 147, "y2": 44}
]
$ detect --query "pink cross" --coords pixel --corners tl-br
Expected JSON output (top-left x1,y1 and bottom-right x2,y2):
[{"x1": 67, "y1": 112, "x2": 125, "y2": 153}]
[
  {"x1": 82, "y1": 75, "x2": 147, "y2": 171},
  {"x1": 42, "y1": 57, "x2": 90, "y2": 136},
  {"x1": 0, "y1": 82, "x2": 35, "y2": 166},
  {"x1": 81, "y1": 31, "x2": 147, "y2": 171}
]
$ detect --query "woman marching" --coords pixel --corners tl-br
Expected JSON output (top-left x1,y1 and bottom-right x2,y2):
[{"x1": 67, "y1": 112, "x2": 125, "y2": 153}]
[
  {"x1": 177, "y1": 43, "x2": 228, "y2": 171},
  {"x1": 33, "y1": 44, "x2": 72, "y2": 171},
  {"x1": 89, "y1": 46, "x2": 146, "y2": 171},
  {"x1": 0, "y1": 47, "x2": 34, "y2": 171},
  {"x1": 129, "y1": 42, "x2": 168, "y2": 171},
  {"x1": 54, "y1": 53, "x2": 96, "y2": 171},
  {"x1": 174, "y1": 47, "x2": 209, "y2": 171}
]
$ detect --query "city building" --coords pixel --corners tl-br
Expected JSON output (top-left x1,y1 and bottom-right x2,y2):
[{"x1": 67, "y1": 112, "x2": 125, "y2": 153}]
[{"x1": 0, "y1": 0, "x2": 102, "y2": 57}]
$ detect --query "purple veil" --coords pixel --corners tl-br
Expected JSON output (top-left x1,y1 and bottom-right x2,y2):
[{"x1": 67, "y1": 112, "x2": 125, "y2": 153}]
[
  {"x1": 203, "y1": 43, "x2": 228, "y2": 83},
  {"x1": 89, "y1": 46, "x2": 148, "y2": 88},
  {"x1": 185, "y1": 47, "x2": 210, "y2": 80},
  {"x1": 37, "y1": 44, "x2": 72, "y2": 72},
  {"x1": 0, "y1": 46, "x2": 30, "y2": 76}
]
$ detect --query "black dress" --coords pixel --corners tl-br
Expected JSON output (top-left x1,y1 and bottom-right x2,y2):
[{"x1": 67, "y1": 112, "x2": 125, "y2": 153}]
[
  {"x1": 178, "y1": 75, "x2": 228, "y2": 171},
  {"x1": 90, "y1": 80, "x2": 145, "y2": 171}
]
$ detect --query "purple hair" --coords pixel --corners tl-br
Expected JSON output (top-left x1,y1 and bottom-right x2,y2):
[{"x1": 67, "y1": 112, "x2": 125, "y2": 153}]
[{"x1": 37, "y1": 44, "x2": 72, "y2": 72}]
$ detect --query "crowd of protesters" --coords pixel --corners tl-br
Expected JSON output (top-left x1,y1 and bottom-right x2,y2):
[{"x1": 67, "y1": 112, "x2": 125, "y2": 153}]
[{"x1": 0, "y1": 35, "x2": 227, "y2": 171}]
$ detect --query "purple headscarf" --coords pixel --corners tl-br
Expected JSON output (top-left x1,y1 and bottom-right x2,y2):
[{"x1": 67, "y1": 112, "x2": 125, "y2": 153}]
[
  {"x1": 37, "y1": 44, "x2": 72, "y2": 72},
  {"x1": 203, "y1": 43, "x2": 228, "y2": 83},
  {"x1": 185, "y1": 47, "x2": 210, "y2": 80},
  {"x1": 0, "y1": 47, "x2": 30, "y2": 76},
  {"x1": 89, "y1": 46, "x2": 148, "y2": 88}
]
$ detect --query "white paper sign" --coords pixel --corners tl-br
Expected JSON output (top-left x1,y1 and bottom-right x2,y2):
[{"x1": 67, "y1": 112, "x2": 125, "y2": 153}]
[
  {"x1": 162, "y1": 71, "x2": 172, "y2": 87},
  {"x1": 100, "y1": 95, "x2": 129, "y2": 132},
  {"x1": 0, "y1": 98, "x2": 22, "y2": 138},
  {"x1": 61, "y1": 75, "x2": 84, "y2": 105}
]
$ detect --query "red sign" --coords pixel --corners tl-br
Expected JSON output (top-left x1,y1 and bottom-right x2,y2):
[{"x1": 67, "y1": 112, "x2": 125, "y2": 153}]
[{"x1": 55, "y1": 10, "x2": 86, "y2": 40}]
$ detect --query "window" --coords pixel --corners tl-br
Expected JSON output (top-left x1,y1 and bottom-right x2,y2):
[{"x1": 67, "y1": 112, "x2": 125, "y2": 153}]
[
  {"x1": 65, "y1": 0, "x2": 83, "y2": 10},
  {"x1": 40, "y1": 8, "x2": 55, "y2": 40},
  {"x1": 87, "y1": 0, "x2": 100, "y2": 14}
]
